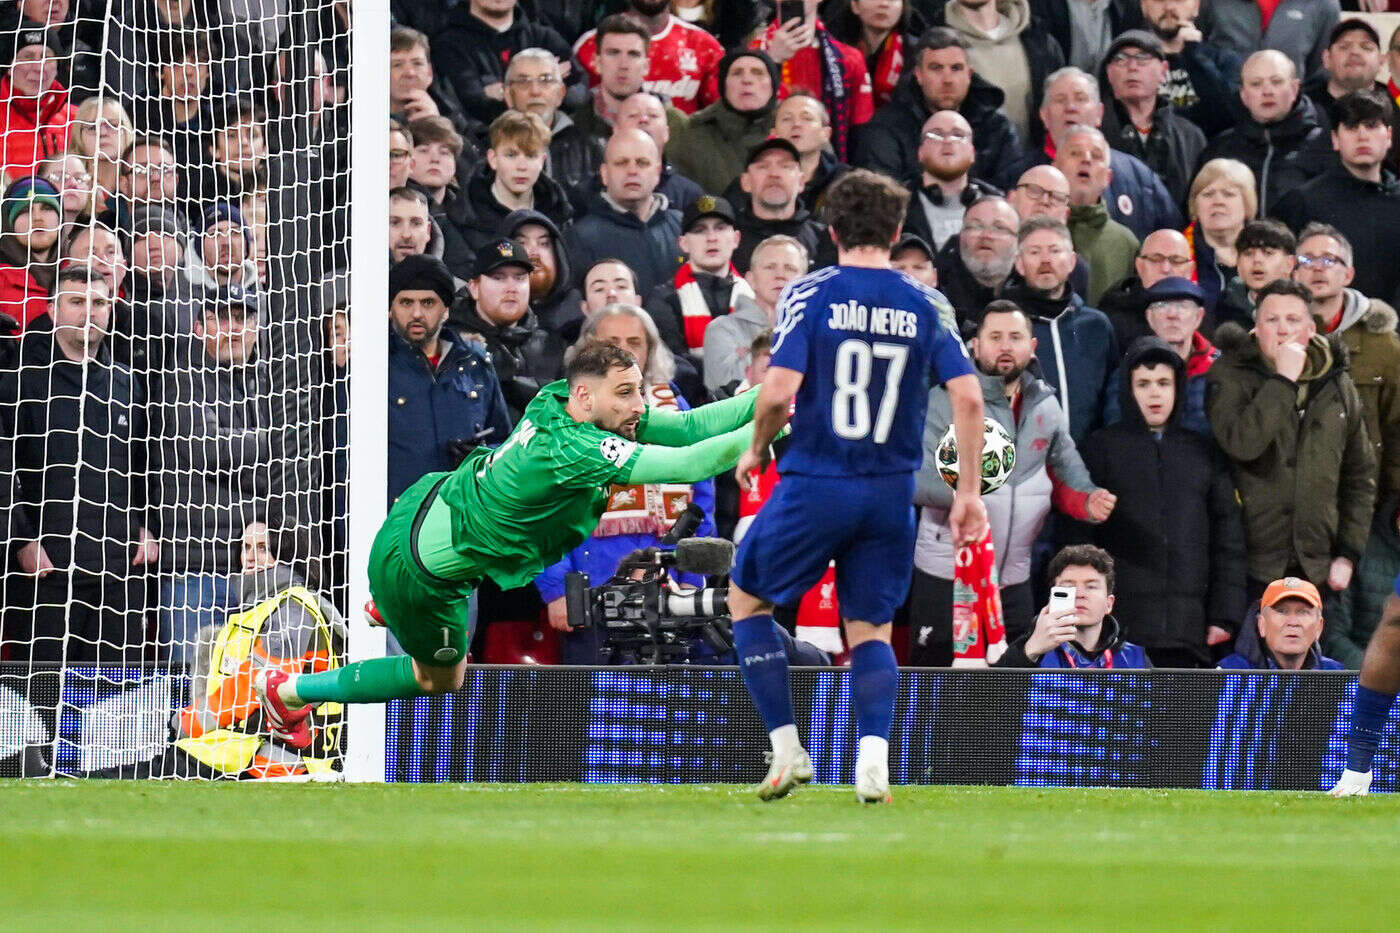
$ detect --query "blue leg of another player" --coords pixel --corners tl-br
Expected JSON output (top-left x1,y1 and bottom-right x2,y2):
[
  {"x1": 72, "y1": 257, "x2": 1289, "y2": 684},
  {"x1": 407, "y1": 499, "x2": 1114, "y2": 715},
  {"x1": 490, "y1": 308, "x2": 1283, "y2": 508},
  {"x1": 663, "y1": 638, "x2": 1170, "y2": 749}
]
[
  {"x1": 730, "y1": 587, "x2": 813, "y2": 801},
  {"x1": 847, "y1": 624, "x2": 897, "y2": 804}
]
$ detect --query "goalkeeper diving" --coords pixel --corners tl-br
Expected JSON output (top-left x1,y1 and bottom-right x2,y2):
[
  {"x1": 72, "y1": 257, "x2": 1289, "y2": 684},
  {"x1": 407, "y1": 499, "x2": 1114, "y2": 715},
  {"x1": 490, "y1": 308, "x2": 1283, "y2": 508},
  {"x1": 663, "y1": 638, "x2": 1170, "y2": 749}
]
[{"x1": 255, "y1": 341, "x2": 767, "y2": 746}]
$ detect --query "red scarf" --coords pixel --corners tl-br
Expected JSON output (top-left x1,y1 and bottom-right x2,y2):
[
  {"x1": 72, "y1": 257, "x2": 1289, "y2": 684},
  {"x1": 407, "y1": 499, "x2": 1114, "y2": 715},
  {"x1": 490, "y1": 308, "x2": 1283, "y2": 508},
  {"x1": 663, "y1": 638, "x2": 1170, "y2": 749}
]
[
  {"x1": 1390, "y1": 78, "x2": 1400, "y2": 109},
  {"x1": 869, "y1": 32, "x2": 905, "y2": 110},
  {"x1": 1182, "y1": 221, "x2": 1201, "y2": 285},
  {"x1": 951, "y1": 527, "x2": 1008, "y2": 667},
  {"x1": 674, "y1": 263, "x2": 753, "y2": 351},
  {"x1": 1186, "y1": 330, "x2": 1219, "y2": 379}
]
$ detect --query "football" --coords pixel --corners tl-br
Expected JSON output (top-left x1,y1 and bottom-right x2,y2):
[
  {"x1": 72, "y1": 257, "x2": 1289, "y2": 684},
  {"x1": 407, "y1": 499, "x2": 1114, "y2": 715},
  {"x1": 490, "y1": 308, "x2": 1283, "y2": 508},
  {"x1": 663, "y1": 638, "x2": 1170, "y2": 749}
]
[{"x1": 936, "y1": 417, "x2": 1016, "y2": 494}]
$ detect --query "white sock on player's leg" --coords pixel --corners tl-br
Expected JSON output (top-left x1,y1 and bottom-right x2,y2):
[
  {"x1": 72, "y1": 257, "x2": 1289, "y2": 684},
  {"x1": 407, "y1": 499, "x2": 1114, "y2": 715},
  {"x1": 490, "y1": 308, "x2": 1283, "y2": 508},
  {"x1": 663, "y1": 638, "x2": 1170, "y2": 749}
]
[
  {"x1": 770, "y1": 724, "x2": 801, "y2": 757},
  {"x1": 857, "y1": 735, "x2": 888, "y2": 770}
]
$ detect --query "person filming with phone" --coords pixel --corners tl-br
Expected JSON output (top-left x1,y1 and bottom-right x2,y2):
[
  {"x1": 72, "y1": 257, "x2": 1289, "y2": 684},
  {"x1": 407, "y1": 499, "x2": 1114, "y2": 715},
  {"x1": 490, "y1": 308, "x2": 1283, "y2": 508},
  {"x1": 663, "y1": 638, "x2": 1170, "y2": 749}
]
[{"x1": 994, "y1": 545, "x2": 1152, "y2": 668}]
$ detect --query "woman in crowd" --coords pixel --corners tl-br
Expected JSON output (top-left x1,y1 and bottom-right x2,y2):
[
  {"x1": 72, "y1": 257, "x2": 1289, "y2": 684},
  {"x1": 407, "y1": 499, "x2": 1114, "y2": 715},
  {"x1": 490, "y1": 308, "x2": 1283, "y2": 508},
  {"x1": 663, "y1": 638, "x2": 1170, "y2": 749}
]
[
  {"x1": 67, "y1": 97, "x2": 135, "y2": 217},
  {"x1": 1185, "y1": 158, "x2": 1256, "y2": 316}
]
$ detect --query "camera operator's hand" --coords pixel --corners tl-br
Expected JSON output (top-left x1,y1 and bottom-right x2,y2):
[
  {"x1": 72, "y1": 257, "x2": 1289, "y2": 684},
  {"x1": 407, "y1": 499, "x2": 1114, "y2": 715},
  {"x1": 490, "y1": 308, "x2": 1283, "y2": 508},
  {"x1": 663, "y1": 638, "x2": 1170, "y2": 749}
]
[
  {"x1": 1024, "y1": 606, "x2": 1078, "y2": 661},
  {"x1": 546, "y1": 596, "x2": 573, "y2": 632}
]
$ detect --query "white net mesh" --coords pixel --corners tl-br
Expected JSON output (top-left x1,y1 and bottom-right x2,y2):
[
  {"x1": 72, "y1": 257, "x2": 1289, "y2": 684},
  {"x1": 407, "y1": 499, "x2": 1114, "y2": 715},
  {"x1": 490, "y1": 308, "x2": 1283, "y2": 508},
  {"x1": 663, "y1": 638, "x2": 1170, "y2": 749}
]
[{"x1": 0, "y1": 0, "x2": 353, "y2": 778}]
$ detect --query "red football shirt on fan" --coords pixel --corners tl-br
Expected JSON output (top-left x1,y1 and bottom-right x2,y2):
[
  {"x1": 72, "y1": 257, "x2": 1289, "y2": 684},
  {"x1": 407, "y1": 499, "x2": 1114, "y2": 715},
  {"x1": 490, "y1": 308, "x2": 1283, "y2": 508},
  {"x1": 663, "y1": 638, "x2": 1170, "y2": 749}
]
[
  {"x1": 574, "y1": 16, "x2": 723, "y2": 115},
  {"x1": 752, "y1": 20, "x2": 874, "y2": 153}
]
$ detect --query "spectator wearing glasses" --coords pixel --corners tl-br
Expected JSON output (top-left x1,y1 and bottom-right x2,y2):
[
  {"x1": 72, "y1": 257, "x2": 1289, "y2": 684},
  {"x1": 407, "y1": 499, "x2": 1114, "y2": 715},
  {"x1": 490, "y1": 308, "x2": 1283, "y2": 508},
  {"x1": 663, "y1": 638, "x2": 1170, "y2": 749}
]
[
  {"x1": 66, "y1": 96, "x2": 133, "y2": 220},
  {"x1": 1137, "y1": 0, "x2": 1241, "y2": 139},
  {"x1": 389, "y1": 120, "x2": 414, "y2": 190},
  {"x1": 901, "y1": 109, "x2": 1001, "y2": 251},
  {"x1": 503, "y1": 49, "x2": 602, "y2": 195},
  {"x1": 934, "y1": 194, "x2": 1019, "y2": 324},
  {"x1": 1140, "y1": 276, "x2": 1217, "y2": 436},
  {"x1": 1097, "y1": 30, "x2": 1205, "y2": 207},
  {"x1": 1273, "y1": 89, "x2": 1400, "y2": 308},
  {"x1": 1004, "y1": 164, "x2": 1091, "y2": 301},
  {"x1": 1294, "y1": 222, "x2": 1400, "y2": 502},
  {"x1": 38, "y1": 151, "x2": 95, "y2": 240},
  {"x1": 99, "y1": 136, "x2": 182, "y2": 238},
  {"x1": 432, "y1": 0, "x2": 583, "y2": 125},
  {"x1": 852, "y1": 27, "x2": 1022, "y2": 196},
  {"x1": 1099, "y1": 229, "x2": 1195, "y2": 352}
]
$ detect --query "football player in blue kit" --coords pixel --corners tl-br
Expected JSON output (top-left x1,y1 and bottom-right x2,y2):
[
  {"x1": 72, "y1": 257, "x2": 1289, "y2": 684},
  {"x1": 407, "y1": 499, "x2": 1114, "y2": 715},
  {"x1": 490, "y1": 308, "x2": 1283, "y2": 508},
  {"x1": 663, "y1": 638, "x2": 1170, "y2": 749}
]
[
  {"x1": 729, "y1": 169, "x2": 990, "y2": 803},
  {"x1": 1331, "y1": 576, "x2": 1400, "y2": 796}
]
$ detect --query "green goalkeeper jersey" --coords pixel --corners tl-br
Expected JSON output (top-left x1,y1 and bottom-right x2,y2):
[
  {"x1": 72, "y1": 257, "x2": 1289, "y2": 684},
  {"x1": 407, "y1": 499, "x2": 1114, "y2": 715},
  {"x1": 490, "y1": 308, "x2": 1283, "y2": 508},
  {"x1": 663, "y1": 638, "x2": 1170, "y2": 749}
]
[{"x1": 425, "y1": 379, "x2": 758, "y2": 590}]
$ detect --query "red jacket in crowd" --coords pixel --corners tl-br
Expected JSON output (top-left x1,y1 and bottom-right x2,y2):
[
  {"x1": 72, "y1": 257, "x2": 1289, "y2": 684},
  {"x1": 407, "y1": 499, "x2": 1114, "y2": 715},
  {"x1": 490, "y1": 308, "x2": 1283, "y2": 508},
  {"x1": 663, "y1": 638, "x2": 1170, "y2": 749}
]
[{"x1": 0, "y1": 76, "x2": 76, "y2": 180}]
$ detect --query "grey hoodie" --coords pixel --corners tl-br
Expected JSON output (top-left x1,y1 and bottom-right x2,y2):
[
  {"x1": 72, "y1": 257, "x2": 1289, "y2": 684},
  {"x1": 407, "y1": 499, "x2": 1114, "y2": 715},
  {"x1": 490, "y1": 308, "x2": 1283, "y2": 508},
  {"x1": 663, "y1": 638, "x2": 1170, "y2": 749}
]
[
  {"x1": 701, "y1": 295, "x2": 770, "y2": 397},
  {"x1": 944, "y1": 0, "x2": 1034, "y2": 140},
  {"x1": 913, "y1": 365, "x2": 1095, "y2": 584}
]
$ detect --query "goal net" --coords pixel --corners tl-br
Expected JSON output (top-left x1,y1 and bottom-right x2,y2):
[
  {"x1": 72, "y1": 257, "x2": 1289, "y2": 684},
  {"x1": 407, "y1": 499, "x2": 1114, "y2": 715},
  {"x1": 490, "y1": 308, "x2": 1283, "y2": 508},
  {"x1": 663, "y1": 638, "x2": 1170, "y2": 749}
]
[{"x1": 0, "y1": 0, "x2": 362, "y2": 779}]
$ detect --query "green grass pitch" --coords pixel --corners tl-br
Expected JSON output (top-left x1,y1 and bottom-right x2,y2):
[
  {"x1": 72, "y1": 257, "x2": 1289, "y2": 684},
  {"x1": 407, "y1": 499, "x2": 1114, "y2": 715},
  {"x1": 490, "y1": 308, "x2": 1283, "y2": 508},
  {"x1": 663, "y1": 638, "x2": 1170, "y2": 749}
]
[{"x1": 2, "y1": 781, "x2": 1396, "y2": 930}]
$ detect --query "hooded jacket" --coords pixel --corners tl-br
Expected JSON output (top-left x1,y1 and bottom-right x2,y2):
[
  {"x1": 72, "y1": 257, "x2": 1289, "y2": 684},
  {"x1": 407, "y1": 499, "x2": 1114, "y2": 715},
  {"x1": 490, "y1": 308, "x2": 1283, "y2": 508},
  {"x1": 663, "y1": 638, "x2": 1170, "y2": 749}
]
[
  {"x1": 1327, "y1": 496, "x2": 1400, "y2": 668},
  {"x1": 1323, "y1": 289, "x2": 1400, "y2": 500},
  {"x1": 913, "y1": 365, "x2": 1097, "y2": 586},
  {"x1": 500, "y1": 208, "x2": 579, "y2": 384},
  {"x1": 1272, "y1": 168, "x2": 1400, "y2": 309},
  {"x1": 1218, "y1": 609, "x2": 1343, "y2": 670},
  {"x1": 1080, "y1": 338, "x2": 1247, "y2": 659},
  {"x1": 563, "y1": 191, "x2": 683, "y2": 297},
  {"x1": 153, "y1": 338, "x2": 272, "y2": 575},
  {"x1": 1200, "y1": 93, "x2": 1336, "y2": 216},
  {"x1": 669, "y1": 97, "x2": 778, "y2": 197},
  {"x1": 457, "y1": 164, "x2": 574, "y2": 259},
  {"x1": 851, "y1": 73, "x2": 1023, "y2": 194},
  {"x1": 995, "y1": 612, "x2": 1152, "y2": 668},
  {"x1": 386, "y1": 324, "x2": 511, "y2": 504},
  {"x1": 432, "y1": 2, "x2": 583, "y2": 124},
  {"x1": 1001, "y1": 283, "x2": 1120, "y2": 444},
  {"x1": 995, "y1": 144, "x2": 1181, "y2": 240},
  {"x1": 1206, "y1": 322, "x2": 1376, "y2": 583},
  {"x1": 0, "y1": 76, "x2": 75, "y2": 178}
]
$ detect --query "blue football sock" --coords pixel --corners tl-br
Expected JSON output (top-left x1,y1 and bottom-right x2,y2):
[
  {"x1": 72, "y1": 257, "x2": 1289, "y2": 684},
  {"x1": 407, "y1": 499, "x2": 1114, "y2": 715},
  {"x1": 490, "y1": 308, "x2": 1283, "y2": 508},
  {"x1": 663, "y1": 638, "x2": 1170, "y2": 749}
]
[
  {"x1": 849, "y1": 640, "x2": 898, "y2": 740},
  {"x1": 732, "y1": 614, "x2": 795, "y2": 733},
  {"x1": 1347, "y1": 685, "x2": 1397, "y2": 773}
]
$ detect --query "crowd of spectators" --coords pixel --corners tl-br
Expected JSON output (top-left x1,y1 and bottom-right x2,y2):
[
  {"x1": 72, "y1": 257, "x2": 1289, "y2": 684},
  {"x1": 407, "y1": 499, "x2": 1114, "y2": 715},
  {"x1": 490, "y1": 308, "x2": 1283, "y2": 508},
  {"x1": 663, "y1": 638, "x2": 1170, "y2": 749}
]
[{"x1": 9, "y1": 0, "x2": 1400, "y2": 675}]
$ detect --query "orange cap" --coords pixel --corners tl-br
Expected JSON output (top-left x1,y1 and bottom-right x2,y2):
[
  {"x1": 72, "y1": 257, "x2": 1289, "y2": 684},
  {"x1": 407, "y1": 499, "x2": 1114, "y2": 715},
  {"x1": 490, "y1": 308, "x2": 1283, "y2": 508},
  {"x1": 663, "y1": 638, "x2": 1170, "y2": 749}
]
[{"x1": 1261, "y1": 576, "x2": 1322, "y2": 609}]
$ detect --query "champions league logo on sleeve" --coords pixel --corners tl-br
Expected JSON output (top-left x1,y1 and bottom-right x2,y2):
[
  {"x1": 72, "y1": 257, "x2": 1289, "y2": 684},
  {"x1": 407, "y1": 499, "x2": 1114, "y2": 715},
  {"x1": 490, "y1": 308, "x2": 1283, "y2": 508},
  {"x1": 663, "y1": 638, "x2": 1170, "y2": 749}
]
[{"x1": 600, "y1": 436, "x2": 637, "y2": 466}]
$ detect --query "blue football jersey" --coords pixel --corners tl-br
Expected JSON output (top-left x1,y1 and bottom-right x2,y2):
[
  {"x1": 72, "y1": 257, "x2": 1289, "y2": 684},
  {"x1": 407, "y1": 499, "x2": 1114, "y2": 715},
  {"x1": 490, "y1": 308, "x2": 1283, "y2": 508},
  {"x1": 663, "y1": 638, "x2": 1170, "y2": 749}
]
[{"x1": 769, "y1": 265, "x2": 973, "y2": 476}]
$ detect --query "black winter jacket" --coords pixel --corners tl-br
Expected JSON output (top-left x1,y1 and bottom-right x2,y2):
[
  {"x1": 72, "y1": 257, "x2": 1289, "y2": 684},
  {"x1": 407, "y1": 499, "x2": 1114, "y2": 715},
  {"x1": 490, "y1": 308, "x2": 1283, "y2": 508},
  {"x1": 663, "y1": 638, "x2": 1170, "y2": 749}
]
[
  {"x1": 432, "y1": 3, "x2": 584, "y2": 124},
  {"x1": 563, "y1": 192, "x2": 683, "y2": 297},
  {"x1": 547, "y1": 112, "x2": 604, "y2": 194},
  {"x1": 732, "y1": 203, "x2": 838, "y2": 274},
  {"x1": 457, "y1": 165, "x2": 574, "y2": 259},
  {"x1": 153, "y1": 340, "x2": 274, "y2": 575},
  {"x1": 1163, "y1": 41, "x2": 1243, "y2": 139},
  {"x1": 1080, "y1": 337, "x2": 1248, "y2": 659},
  {"x1": 0, "y1": 331, "x2": 149, "y2": 575},
  {"x1": 448, "y1": 303, "x2": 548, "y2": 423},
  {"x1": 1101, "y1": 96, "x2": 1206, "y2": 207},
  {"x1": 1198, "y1": 94, "x2": 1336, "y2": 216},
  {"x1": 851, "y1": 74, "x2": 1023, "y2": 193},
  {"x1": 1272, "y1": 167, "x2": 1400, "y2": 308}
]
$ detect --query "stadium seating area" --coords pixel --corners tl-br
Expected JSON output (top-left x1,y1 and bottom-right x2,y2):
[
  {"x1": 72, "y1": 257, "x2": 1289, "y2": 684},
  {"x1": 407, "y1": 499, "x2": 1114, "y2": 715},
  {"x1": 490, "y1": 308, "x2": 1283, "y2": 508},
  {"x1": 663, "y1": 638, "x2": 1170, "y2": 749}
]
[{"x1": 5, "y1": 0, "x2": 1400, "y2": 687}]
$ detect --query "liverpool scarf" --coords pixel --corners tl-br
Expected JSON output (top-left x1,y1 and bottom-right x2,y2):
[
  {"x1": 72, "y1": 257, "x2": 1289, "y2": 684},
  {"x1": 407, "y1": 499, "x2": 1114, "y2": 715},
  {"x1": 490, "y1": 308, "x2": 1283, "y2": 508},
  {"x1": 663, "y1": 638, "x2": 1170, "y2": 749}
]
[
  {"x1": 870, "y1": 32, "x2": 905, "y2": 110},
  {"x1": 951, "y1": 527, "x2": 1008, "y2": 667},
  {"x1": 675, "y1": 263, "x2": 754, "y2": 353}
]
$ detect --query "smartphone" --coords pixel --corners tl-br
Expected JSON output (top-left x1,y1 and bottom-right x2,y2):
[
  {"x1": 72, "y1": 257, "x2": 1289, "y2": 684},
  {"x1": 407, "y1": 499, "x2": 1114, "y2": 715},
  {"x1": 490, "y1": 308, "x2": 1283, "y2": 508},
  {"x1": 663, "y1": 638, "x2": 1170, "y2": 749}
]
[
  {"x1": 1048, "y1": 586, "x2": 1076, "y2": 615},
  {"x1": 776, "y1": 0, "x2": 805, "y2": 26}
]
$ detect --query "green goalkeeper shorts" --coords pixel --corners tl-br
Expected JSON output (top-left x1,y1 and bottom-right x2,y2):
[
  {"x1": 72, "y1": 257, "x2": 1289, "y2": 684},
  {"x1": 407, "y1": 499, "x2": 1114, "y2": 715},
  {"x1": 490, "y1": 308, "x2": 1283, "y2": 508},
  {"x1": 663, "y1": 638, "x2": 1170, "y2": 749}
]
[{"x1": 367, "y1": 473, "x2": 479, "y2": 667}]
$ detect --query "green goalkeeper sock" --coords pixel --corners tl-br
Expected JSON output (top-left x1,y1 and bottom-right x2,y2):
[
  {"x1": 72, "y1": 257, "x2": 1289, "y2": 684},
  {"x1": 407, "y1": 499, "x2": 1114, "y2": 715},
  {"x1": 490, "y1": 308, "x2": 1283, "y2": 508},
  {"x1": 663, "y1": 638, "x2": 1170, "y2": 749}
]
[{"x1": 293, "y1": 656, "x2": 424, "y2": 704}]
